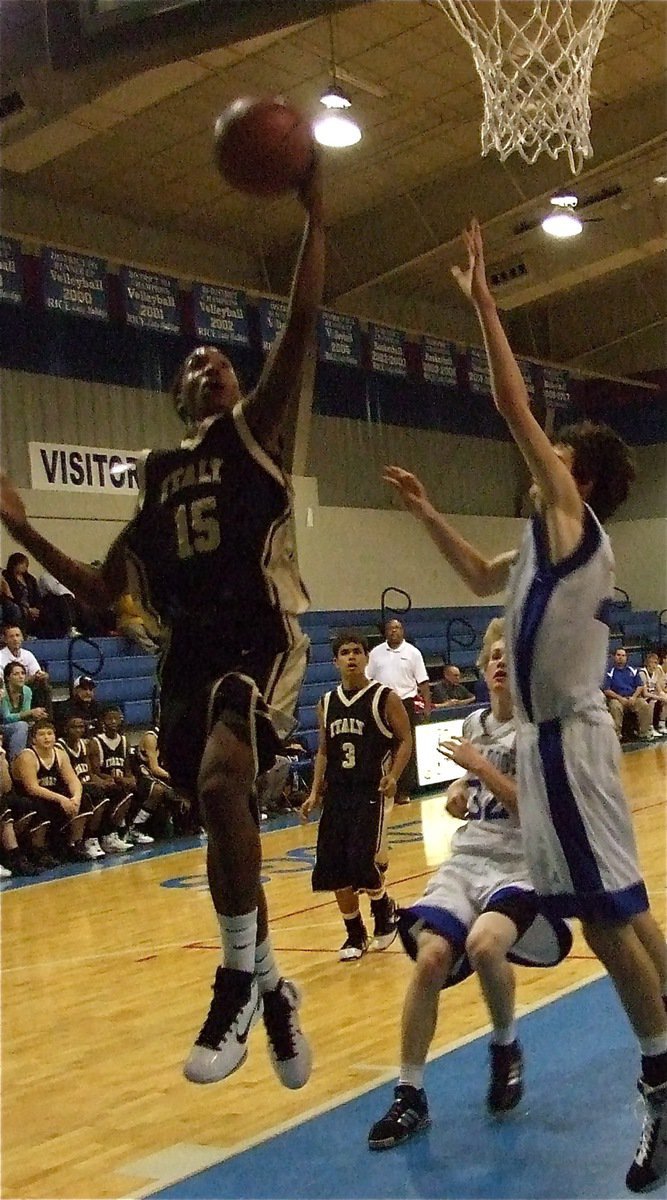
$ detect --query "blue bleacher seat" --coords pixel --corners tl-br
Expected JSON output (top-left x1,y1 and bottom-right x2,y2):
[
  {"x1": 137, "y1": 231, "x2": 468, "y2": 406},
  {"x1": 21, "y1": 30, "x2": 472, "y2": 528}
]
[
  {"x1": 47, "y1": 655, "x2": 156, "y2": 686},
  {"x1": 123, "y1": 700, "x2": 154, "y2": 728},
  {"x1": 299, "y1": 705, "x2": 319, "y2": 731},
  {"x1": 92, "y1": 676, "x2": 155, "y2": 704},
  {"x1": 305, "y1": 662, "x2": 338, "y2": 685}
]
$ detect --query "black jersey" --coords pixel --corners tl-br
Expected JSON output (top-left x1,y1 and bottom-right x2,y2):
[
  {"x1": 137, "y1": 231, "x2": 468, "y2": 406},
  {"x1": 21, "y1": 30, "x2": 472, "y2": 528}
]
[
  {"x1": 123, "y1": 409, "x2": 309, "y2": 664},
  {"x1": 323, "y1": 682, "x2": 394, "y2": 791},
  {"x1": 16, "y1": 748, "x2": 69, "y2": 796},
  {"x1": 56, "y1": 738, "x2": 90, "y2": 783},
  {"x1": 92, "y1": 732, "x2": 127, "y2": 777}
]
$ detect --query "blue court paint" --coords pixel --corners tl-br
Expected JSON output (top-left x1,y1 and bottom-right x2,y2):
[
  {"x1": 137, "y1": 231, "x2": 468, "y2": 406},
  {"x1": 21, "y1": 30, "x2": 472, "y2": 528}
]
[{"x1": 150, "y1": 976, "x2": 667, "y2": 1200}]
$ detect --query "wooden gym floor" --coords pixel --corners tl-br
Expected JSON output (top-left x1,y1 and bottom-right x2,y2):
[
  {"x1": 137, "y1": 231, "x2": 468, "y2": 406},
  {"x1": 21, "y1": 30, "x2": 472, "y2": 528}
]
[{"x1": 1, "y1": 743, "x2": 665, "y2": 1200}]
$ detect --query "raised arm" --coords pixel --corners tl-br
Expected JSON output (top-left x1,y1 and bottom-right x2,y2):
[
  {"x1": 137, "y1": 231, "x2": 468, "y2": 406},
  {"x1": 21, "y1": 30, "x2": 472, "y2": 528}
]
[
  {"x1": 243, "y1": 154, "x2": 325, "y2": 456},
  {"x1": 452, "y1": 220, "x2": 583, "y2": 559},
  {"x1": 383, "y1": 466, "x2": 516, "y2": 597},
  {"x1": 0, "y1": 472, "x2": 128, "y2": 610}
]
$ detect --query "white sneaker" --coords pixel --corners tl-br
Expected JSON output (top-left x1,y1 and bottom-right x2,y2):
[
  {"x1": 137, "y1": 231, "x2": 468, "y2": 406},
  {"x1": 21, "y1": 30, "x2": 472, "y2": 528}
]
[
  {"x1": 184, "y1": 968, "x2": 261, "y2": 1084},
  {"x1": 84, "y1": 837, "x2": 105, "y2": 859},
  {"x1": 261, "y1": 979, "x2": 312, "y2": 1089},
  {"x1": 0, "y1": 864, "x2": 12, "y2": 878},
  {"x1": 658, "y1": 724, "x2": 666, "y2": 735},
  {"x1": 127, "y1": 828, "x2": 154, "y2": 845},
  {"x1": 100, "y1": 832, "x2": 132, "y2": 854}
]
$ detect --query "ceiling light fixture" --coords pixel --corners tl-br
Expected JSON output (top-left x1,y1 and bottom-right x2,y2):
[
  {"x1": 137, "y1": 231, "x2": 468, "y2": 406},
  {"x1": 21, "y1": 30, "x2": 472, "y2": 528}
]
[
  {"x1": 313, "y1": 17, "x2": 362, "y2": 149},
  {"x1": 541, "y1": 192, "x2": 583, "y2": 238}
]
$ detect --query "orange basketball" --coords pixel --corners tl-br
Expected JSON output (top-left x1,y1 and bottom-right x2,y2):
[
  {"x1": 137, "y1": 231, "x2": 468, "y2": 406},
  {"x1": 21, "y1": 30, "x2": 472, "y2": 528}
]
[{"x1": 214, "y1": 97, "x2": 314, "y2": 197}]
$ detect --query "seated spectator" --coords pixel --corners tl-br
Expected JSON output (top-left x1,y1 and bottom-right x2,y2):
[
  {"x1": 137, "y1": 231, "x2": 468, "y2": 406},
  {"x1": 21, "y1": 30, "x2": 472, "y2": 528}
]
[
  {"x1": 56, "y1": 715, "x2": 110, "y2": 859},
  {"x1": 131, "y1": 724, "x2": 180, "y2": 839},
  {"x1": 604, "y1": 647, "x2": 654, "y2": 742},
  {"x1": 88, "y1": 706, "x2": 138, "y2": 852},
  {"x1": 639, "y1": 650, "x2": 667, "y2": 735},
  {"x1": 1, "y1": 661, "x2": 48, "y2": 759},
  {"x1": 431, "y1": 664, "x2": 475, "y2": 709},
  {"x1": 0, "y1": 574, "x2": 22, "y2": 630},
  {"x1": 0, "y1": 625, "x2": 52, "y2": 713},
  {"x1": 56, "y1": 675, "x2": 102, "y2": 737},
  {"x1": 0, "y1": 728, "x2": 39, "y2": 877},
  {"x1": 2, "y1": 553, "x2": 41, "y2": 636},
  {"x1": 11, "y1": 718, "x2": 87, "y2": 866},
  {"x1": 115, "y1": 593, "x2": 159, "y2": 655},
  {"x1": 36, "y1": 571, "x2": 82, "y2": 639}
]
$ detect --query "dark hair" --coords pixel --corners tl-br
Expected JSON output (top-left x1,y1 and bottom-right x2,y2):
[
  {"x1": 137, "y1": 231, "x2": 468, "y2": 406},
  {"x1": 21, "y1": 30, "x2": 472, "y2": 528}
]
[
  {"x1": 101, "y1": 705, "x2": 123, "y2": 718},
  {"x1": 3, "y1": 660, "x2": 26, "y2": 685},
  {"x1": 6, "y1": 552, "x2": 28, "y2": 573},
  {"x1": 384, "y1": 617, "x2": 404, "y2": 633},
  {"x1": 31, "y1": 717, "x2": 55, "y2": 735},
  {"x1": 332, "y1": 629, "x2": 369, "y2": 657},
  {"x1": 555, "y1": 421, "x2": 635, "y2": 522},
  {"x1": 2, "y1": 624, "x2": 21, "y2": 634}
]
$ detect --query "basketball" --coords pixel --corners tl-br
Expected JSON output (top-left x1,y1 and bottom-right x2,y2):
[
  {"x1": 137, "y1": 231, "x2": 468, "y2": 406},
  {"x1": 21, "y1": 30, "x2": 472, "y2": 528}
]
[{"x1": 214, "y1": 97, "x2": 314, "y2": 197}]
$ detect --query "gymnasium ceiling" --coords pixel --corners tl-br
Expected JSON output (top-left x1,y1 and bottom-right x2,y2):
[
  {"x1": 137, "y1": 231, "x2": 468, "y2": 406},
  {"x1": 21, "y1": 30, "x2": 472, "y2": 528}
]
[{"x1": 1, "y1": 0, "x2": 666, "y2": 383}]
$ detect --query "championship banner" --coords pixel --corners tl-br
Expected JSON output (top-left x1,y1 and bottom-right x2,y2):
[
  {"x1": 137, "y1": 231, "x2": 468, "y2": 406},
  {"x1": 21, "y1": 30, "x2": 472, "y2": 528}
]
[
  {"x1": 29, "y1": 442, "x2": 141, "y2": 494},
  {"x1": 466, "y1": 345, "x2": 493, "y2": 396},
  {"x1": 120, "y1": 266, "x2": 180, "y2": 334},
  {"x1": 43, "y1": 247, "x2": 108, "y2": 320},
  {"x1": 258, "y1": 297, "x2": 289, "y2": 351},
  {"x1": 368, "y1": 323, "x2": 408, "y2": 378},
  {"x1": 540, "y1": 365, "x2": 571, "y2": 410},
  {"x1": 317, "y1": 309, "x2": 362, "y2": 367},
  {"x1": 422, "y1": 336, "x2": 458, "y2": 387},
  {"x1": 192, "y1": 283, "x2": 249, "y2": 346},
  {"x1": 0, "y1": 236, "x2": 23, "y2": 305}
]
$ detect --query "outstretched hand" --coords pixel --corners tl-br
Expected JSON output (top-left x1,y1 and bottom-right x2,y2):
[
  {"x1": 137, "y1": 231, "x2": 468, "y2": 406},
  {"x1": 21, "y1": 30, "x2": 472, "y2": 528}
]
[
  {"x1": 0, "y1": 472, "x2": 27, "y2": 532},
  {"x1": 451, "y1": 218, "x2": 493, "y2": 308},
  {"x1": 382, "y1": 466, "x2": 432, "y2": 518},
  {"x1": 298, "y1": 147, "x2": 324, "y2": 221}
]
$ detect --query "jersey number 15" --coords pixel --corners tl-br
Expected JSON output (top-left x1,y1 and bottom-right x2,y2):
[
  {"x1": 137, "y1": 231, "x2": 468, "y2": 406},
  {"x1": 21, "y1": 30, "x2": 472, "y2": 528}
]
[{"x1": 175, "y1": 497, "x2": 221, "y2": 559}]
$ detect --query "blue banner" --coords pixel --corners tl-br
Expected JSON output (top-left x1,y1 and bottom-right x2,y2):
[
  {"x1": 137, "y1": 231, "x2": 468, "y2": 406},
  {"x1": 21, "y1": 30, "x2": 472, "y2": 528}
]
[
  {"x1": 0, "y1": 236, "x2": 23, "y2": 305},
  {"x1": 43, "y1": 247, "x2": 107, "y2": 319},
  {"x1": 540, "y1": 365, "x2": 571, "y2": 410},
  {"x1": 422, "y1": 336, "x2": 458, "y2": 387},
  {"x1": 121, "y1": 266, "x2": 180, "y2": 334},
  {"x1": 317, "y1": 309, "x2": 362, "y2": 367},
  {"x1": 369, "y1": 324, "x2": 407, "y2": 378},
  {"x1": 467, "y1": 345, "x2": 492, "y2": 396},
  {"x1": 192, "y1": 283, "x2": 249, "y2": 346},
  {"x1": 258, "y1": 297, "x2": 289, "y2": 351}
]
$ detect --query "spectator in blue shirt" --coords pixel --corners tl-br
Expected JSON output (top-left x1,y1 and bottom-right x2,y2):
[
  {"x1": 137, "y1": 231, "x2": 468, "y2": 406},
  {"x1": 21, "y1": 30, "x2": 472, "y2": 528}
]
[{"x1": 604, "y1": 647, "x2": 654, "y2": 741}]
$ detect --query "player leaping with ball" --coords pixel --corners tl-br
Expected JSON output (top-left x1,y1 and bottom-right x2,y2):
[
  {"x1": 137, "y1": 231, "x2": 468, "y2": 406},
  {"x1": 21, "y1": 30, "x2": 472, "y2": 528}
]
[{"x1": 384, "y1": 218, "x2": 667, "y2": 1193}]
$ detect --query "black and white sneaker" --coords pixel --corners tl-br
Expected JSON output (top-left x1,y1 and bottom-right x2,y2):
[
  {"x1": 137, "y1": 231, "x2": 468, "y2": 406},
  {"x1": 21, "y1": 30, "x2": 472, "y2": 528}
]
[
  {"x1": 369, "y1": 895, "x2": 398, "y2": 952},
  {"x1": 183, "y1": 967, "x2": 260, "y2": 1084},
  {"x1": 262, "y1": 978, "x2": 312, "y2": 1089},
  {"x1": 368, "y1": 1084, "x2": 430, "y2": 1150},
  {"x1": 626, "y1": 1077, "x2": 667, "y2": 1192},
  {"x1": 339, "y1": 931, "x2": 369, "y2": 962},
  {"x1": 487, "y1": 1040, "x2": 523, "y2": 1114}
]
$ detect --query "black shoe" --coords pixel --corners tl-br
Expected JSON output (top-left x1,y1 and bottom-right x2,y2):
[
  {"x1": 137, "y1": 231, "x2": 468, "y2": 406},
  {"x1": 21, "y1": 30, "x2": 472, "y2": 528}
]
[
  {"x1": 261, "y1": 978, "x2": 312, "y2": 1089},
  {"x1": 183, "y1": 967, "x2": 260, "y2": 1084},
  {"x1": 368, "y1": 1084, "x2": 430, "y2": 1150},
  {"x1": 370, "y1": 895, "x2": 398, "y2": 952},
  {"x1": 339, "y1": 914, "x2": 368, "y2": 962},
  {"x1": 32, "y1": 851, "x2": 61, "y2": 871},
  {"x1": 7, "y1": 852, "x2": 40, "y2": 877},
  {"x1": 64, "y1": 844, "x2": 92, "y2": 863},
  {"x1": 487, "y1": 1041, "x2": 523, "y2": 1113},
  {"x1": 626, "y1": 1078, "x2": 667, "y2": 1192}
]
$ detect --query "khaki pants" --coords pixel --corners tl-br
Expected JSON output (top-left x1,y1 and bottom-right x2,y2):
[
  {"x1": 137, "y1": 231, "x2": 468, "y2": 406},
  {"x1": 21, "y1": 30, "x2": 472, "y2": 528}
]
[{"x1": 607, "y1": 696, "x2": 652, "y2": 738}]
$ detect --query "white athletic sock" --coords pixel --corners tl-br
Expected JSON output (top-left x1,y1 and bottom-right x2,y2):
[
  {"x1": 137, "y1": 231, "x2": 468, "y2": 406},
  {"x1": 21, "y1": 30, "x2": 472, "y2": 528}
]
[
  {"x1": 254, "y1": 935, "x2": 282, "y2": 995},
  {"x1": 492, "y1": 1023, "x2": 517, "y2": 1047},
  {"x1": 218, "y1": 910, "x2": 257, "y2": 975},
  {"x1": 132, "y1": 807, "x2": 151, "y2": 827},
  {"x1": 640, "y1": 1033, "x2": 667, "y2": 1058},
  {"x1": 399, "y1": 1064, "x2": 425, "y2": 1091}
]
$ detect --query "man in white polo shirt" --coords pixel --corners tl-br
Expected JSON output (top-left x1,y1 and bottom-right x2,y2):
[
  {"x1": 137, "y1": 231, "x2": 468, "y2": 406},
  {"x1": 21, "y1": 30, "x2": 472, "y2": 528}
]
[
  {"x1": 367, "y1": 619, "x2": 431, "y2": 805},
  {"x1": 0, "y1": 624, "x2": 52, "y2": 713}
]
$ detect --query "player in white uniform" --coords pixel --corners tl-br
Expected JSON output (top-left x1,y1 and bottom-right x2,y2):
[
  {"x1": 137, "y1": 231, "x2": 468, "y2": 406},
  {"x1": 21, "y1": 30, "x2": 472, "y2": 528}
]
[
  {"x1": 382, "y1": 220, "x2": 667, "y2": 1192},
  {"x1": 368, "y1": 620, "x2": 571, "y2": 1150}
]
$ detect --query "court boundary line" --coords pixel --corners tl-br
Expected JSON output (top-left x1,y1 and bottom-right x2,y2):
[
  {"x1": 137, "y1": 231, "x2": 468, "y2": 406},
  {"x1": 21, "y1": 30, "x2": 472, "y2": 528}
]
[{"x1": 129, "y1": 967, "x2": 607, "y2": 1199}]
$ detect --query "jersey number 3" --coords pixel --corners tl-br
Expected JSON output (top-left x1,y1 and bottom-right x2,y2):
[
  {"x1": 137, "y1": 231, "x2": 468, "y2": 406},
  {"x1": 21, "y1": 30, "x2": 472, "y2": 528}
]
[{"x1": 175, "y1": 497, "x2": 221, "y2": 559}]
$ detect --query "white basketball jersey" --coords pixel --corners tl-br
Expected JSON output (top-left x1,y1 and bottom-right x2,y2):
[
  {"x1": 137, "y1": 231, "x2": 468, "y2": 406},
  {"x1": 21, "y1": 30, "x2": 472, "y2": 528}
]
[
  {"x1": 451, "y1": 708, "x2": 522, "y2": 867},
  {"x1": 505, "y1": 506, "x2": 614, "y2": 726}
]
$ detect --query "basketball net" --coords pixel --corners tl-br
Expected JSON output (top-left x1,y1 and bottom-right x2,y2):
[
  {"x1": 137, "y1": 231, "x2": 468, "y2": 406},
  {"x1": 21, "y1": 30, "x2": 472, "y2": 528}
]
[{"x1": 433, "y1": 0, "x2": 618, "y2": 174}]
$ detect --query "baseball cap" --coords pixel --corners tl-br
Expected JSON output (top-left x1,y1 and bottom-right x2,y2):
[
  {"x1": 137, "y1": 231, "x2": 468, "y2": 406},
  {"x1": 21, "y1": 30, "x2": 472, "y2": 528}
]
[{"x1": 74, "y1": 675, "x2": 95, "y2": 688}]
